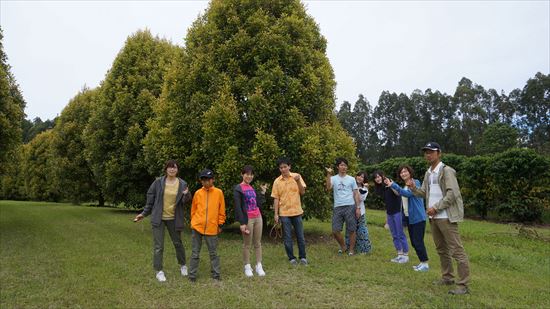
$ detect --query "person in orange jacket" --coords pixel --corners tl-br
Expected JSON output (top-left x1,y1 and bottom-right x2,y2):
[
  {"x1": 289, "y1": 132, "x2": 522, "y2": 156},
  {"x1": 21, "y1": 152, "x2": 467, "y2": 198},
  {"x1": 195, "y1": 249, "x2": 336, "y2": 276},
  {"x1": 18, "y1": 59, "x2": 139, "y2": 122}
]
[{"x1": 188, "y1": 169, "x2": 226, "y2": 282}]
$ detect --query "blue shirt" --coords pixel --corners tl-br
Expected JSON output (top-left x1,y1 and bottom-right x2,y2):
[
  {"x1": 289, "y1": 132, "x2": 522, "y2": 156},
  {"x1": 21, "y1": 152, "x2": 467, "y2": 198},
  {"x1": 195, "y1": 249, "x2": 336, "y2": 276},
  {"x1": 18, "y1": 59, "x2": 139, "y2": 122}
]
[{"x1": 330, "y1": 175, "x2": 358, "y2": 207}]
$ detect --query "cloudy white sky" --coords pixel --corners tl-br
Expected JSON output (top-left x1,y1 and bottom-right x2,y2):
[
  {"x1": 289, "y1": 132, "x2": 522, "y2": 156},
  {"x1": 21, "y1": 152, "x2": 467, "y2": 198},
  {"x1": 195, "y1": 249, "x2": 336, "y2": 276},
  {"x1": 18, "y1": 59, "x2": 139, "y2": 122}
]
[{"x1": 1, "y1": 0, "x2": 549, "y2": 120}]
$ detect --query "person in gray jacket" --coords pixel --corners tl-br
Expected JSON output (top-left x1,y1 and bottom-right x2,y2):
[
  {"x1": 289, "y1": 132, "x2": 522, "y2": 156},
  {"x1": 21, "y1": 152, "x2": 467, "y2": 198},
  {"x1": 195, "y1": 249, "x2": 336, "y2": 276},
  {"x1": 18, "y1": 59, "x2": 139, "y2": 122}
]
[
  {"x1": 407, "y1": 142, "x2": 470, "y2": 295},
  {"x1": 133, "y1": 159, "x2": 192, "y2": 282}
]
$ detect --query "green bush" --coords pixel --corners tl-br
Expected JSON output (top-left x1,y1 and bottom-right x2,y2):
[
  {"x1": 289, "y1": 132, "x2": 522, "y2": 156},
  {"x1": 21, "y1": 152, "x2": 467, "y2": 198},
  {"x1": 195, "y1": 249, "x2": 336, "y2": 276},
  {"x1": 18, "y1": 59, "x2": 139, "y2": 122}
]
[
  {"x1": 485, "y1": 148, "x2": 550, "y2": 222},
  {"x1": 362, "y1": 149, "x2": 549, "y2": 222}
]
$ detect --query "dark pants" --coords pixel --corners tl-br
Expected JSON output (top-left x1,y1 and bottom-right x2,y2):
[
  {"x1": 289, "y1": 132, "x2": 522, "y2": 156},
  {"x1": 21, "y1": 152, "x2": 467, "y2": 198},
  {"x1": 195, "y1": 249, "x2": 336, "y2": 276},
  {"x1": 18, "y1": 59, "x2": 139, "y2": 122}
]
[
  {"x1": 152, "y1": 219, "x2": 186, "y2": 271},
  {"x1": 280, "y1": 215, "x2": 306, "y2": 260},
  {"x1": 404, "y1": 217, "x2": 428, "y2": 262},
  {"x1": 189, "y1": 229, "x2": 220, "y2": 279}
]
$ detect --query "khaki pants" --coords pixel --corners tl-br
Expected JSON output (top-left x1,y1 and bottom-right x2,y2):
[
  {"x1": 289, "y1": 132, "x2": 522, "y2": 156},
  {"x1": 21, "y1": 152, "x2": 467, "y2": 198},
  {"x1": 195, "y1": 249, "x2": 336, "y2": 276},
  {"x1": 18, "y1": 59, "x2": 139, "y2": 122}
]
[
  {"x1": 431, "y1": 219, "x2": 470, "y2": 287},
  {"x1": 243, "y1": 216, "x2": 263, "y2": 265}
]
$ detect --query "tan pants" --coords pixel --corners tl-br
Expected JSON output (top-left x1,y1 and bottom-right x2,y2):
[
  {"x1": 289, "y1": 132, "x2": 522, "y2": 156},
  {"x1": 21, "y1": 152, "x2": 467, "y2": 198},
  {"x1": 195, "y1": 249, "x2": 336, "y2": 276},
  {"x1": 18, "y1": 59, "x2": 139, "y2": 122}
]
[
  {"x1": 431, "y1": 219, "x2": 470, "y2": 287},
  {"x1": 243, "y1": 216, "x2": 263, "y2": 265}
]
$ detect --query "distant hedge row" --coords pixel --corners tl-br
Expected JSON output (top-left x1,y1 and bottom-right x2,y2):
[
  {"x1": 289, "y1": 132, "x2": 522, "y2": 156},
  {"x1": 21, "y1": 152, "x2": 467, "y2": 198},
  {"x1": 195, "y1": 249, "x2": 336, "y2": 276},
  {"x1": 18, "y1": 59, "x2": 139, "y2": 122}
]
[{"x1": 362, "y1": 148, "x2": 550, "y2": 222}]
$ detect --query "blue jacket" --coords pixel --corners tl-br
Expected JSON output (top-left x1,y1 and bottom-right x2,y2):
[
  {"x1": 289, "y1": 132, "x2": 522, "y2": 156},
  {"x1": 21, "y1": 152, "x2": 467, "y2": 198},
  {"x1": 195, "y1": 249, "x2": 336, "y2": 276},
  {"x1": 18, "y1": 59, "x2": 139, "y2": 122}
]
[{"x1": 391, "y1": 180, "x2": 426, "y2": 225}]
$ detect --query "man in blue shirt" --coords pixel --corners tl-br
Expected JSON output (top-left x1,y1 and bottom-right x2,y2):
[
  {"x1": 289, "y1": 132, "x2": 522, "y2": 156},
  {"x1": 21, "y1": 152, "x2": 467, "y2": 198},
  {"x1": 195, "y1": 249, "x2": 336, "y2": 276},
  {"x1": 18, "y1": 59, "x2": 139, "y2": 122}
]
[{"x1": 325, "y1": 157, "x2": 361, "y2": 255}]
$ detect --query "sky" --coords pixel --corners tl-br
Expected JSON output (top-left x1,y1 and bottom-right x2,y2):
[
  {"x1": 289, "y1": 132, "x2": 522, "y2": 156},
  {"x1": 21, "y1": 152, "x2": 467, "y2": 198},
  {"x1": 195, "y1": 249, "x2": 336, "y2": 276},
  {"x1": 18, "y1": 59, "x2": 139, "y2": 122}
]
[{"x1": 1, "y1": 0, "x2": 549, "y2": 121}]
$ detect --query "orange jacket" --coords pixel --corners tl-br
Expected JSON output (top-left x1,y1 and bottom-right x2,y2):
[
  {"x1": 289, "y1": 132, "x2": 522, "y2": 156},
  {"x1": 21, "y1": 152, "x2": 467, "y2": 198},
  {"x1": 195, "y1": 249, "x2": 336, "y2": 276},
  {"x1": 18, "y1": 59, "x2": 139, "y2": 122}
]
[{"x1": 191, "y1": 186, "x2": 226, "y2": 235}]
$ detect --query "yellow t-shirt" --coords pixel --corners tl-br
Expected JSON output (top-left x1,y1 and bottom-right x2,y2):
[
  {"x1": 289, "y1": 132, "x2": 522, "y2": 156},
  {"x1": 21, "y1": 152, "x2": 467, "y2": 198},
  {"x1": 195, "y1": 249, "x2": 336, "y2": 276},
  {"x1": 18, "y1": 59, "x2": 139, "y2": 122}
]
[
  {"x1": 162, "y1": 180, "x2": 179, "y2": 220},
  {"x1": 271, "y1": 173, "x2": 306, "y2": 217}
]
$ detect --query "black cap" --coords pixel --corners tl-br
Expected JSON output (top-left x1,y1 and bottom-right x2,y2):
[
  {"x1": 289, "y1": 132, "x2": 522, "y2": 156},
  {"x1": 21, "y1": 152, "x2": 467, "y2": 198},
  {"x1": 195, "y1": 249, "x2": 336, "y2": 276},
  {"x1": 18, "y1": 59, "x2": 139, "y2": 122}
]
[
  {"x1": 421, "y1": 142, "x2": 441, "y2": 151},
  {"x1": 199, "y1": 169, "x2": 214, "y2": 179}
]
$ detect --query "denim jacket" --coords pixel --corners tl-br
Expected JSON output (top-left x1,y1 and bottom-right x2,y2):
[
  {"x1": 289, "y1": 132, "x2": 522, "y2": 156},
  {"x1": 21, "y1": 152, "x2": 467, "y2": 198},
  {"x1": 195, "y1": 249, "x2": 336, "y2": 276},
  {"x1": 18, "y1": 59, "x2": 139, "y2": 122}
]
[{"x1": 390, "y1": 179, "x2": 426, "y2": 225}]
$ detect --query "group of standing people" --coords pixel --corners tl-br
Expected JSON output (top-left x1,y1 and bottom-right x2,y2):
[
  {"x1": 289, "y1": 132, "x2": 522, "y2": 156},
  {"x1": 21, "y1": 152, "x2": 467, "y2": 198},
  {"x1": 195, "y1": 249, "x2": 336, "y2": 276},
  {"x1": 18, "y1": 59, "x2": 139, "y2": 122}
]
[{"x1": 133, "y1": 141, "x2": 470, "y2": 295}]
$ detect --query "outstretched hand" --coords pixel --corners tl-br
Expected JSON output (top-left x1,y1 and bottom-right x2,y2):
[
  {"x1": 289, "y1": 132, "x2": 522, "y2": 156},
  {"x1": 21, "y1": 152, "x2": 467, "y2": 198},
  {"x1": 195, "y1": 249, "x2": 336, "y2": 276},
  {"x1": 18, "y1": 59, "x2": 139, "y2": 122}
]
[
  {"x1": 325, "y1": 167, "x2": 333, "y2": 174},
  {"x1": 133, "y1": 214, "x2": 144, "y2": 222},
  {"x1": 405, "y1": 178, "x2": 416, "y2": 188}
]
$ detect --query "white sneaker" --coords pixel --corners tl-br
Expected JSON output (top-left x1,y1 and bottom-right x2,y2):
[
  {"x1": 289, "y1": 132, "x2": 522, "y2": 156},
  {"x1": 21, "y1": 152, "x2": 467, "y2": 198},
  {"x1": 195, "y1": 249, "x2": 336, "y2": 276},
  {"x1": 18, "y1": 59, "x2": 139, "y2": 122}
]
[
  {"x1": 244, "y1": 264, "x2": 254, "y2": 277},
  {"x1": 398, "y1": 255, "x2": 409, "y2": 264},
  {"x1": 415, "y1": 263, "x2": 429, "y2": 272},
  {"x1": 156, "y1": 270, "x2": 166, "y2": 282},
  {"x1": 255, "y1": 263, "x2": 266, "y2": 276},
  {"x1": 180, "y1": 265, "x2": 188, "y2": 276},
  {"x1": 390, "y1": 256, "x2": 401, "y2": 263}
]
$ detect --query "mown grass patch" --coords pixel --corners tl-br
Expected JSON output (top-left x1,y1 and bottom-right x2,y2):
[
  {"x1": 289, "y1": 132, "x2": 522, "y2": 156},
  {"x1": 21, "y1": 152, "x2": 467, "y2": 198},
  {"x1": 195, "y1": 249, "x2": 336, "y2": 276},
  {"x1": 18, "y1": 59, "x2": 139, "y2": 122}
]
[{"x1": 1, "y1": 200, "x2": 549, "y2": 308}]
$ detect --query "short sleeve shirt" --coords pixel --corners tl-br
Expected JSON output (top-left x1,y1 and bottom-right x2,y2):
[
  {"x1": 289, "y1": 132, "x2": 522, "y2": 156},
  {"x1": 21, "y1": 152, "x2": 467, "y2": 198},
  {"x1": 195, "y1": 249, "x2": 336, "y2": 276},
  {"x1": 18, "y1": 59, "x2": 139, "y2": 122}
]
[
  {"x1": 271, "y1": 173, "x2": 306, "y2": 216},
  {"x1": 330, "y1": 175, "x2": 358, "y2": 207}
]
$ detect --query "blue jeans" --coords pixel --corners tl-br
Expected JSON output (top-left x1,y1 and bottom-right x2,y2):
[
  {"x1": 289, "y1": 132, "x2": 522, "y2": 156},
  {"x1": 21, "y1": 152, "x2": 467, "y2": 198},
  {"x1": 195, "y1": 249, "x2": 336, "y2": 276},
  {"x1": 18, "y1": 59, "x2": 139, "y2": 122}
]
[
  {"x1": 280, "y1": 215, "x2": 306, "y2": 260},
  {"x1": 387, "y1": 212, "x2": 409, "y2": 253}
]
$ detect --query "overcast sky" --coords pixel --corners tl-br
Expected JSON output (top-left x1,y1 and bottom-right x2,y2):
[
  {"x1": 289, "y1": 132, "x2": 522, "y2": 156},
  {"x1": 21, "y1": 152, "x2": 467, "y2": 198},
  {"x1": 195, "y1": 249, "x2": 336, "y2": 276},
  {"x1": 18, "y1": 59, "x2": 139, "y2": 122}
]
[{"x1": 1, "y1": 0, "x2": 549, "y2": 120}]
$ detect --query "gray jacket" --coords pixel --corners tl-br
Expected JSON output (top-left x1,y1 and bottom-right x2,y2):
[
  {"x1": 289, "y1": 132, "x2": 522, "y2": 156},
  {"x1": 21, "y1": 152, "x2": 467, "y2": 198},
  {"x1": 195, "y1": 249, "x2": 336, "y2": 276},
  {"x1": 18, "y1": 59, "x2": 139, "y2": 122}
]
[
  {"x1": 411, "y1": 163, "x2": 464, "y2": 223},
  {"x1": 140, "y1": 176, "x2": 191, "y2": 231}
]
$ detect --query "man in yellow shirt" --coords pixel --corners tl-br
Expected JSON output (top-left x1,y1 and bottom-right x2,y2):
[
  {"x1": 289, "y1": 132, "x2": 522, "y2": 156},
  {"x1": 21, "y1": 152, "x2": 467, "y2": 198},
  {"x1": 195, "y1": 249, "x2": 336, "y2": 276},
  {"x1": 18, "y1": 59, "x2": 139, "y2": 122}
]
[{"x1": 271, "y1": 158, "x2": 307, "y2": 265}]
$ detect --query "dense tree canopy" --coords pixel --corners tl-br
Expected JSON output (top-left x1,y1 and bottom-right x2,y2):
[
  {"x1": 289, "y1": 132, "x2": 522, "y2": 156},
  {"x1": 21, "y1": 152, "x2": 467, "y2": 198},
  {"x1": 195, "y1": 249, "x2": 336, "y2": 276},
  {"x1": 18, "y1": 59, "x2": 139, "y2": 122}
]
[
  {"x1": 0, "y1": 27, "x2": 26, "y2": 175},
  {"x1": 83, "y1": 30, "x2": 178, "y2": 207},
  {"x1": 337, "y1": 73, "x2": 550, "y2": 161},
  {"x1": 145, "y1": 0, "x2": 356, "y2": 221},
  {"x1": 52, "y1": 88, "x2": 103, "y2": 205}
]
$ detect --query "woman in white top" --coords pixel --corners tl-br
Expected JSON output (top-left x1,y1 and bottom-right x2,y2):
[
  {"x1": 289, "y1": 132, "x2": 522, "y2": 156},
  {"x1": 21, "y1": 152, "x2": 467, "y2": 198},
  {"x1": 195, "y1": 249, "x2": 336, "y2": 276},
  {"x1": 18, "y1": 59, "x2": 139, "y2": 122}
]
[{"x1": 345, "y1": 171, "x2": 372, "y2": 254}]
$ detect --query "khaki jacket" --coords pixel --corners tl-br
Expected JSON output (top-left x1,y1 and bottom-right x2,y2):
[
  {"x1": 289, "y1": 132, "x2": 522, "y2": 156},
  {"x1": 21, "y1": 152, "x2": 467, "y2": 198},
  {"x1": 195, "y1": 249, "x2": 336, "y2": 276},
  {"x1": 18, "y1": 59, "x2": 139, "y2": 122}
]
[{"x1": 411, "y1": 163, "x2": 464, "y2": 223}]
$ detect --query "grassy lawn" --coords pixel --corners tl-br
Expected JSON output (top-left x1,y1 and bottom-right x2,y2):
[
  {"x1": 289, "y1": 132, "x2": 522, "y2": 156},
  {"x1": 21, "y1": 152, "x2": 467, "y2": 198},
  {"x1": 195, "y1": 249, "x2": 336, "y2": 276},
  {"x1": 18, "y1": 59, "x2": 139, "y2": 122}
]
[{"x1": 1, "y1": 200, "x2": 549, "y2": 308}]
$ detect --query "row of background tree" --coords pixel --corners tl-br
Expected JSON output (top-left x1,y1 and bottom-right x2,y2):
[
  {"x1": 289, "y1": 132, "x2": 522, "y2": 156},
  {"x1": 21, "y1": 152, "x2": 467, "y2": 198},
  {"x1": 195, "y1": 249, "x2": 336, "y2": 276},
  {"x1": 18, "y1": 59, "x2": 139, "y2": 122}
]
[
  {"x1": 337, "y1": 73, "x2": 549, "y2": 163},
  {"x1": 1, "y1": 0, "x2": 549, "y2": 223}
]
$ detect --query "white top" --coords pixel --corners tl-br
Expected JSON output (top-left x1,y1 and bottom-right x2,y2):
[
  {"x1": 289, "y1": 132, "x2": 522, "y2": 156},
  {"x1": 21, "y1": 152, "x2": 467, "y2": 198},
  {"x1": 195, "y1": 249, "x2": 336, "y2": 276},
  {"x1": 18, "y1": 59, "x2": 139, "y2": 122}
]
[
  {"x1": 402, "y1": 195, "x2": 409, "y2": 217},
  {"x1": 358, "y1": 185, "x2": 368, "y2": 216},
  {"x1": 428, "y1": 162, "x2": 448, "y2": 219}
]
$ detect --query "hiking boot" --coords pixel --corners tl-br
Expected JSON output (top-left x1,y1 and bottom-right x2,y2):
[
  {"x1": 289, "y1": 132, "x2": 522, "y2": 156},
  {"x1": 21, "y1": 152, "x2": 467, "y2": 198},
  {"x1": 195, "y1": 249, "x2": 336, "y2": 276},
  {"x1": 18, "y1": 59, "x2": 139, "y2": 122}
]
[
  {"x1": 255, "y1": 263, "x2": 266, "y2": 276},
  {"x1": 449, "y1": 286, "x2": 469, "y2": 295},
  {"x1": 244, "y1": 264, "x2": 254, "y2": 277},
  {"x1": 433, "y1": 278, "x2": 455, "y2": 286},
  {"x1": 156, "y1": 271, "x2": 166, "y2": 282}
]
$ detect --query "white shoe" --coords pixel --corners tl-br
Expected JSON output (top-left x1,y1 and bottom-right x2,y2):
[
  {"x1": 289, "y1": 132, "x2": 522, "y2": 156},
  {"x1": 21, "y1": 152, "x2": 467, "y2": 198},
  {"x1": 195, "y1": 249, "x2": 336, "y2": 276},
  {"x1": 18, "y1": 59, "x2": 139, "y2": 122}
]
[
  {"x1": 398, "y1": 255, "x2": 409, "y2": 264},
  {"x1": 180, "y1": 265, "x2": 188, "y2": 276},
  {"x1": 415, "y1": 263, "x2": 429, "y2": 272},
  {"x1": 255, "y1": 263, "x2": 266, "y2": 276},
  {"x1": 156, "y1": 270, "x2": 166, "y2": 282},
  {"x1": 244, "y1": 264, "x2": 254, "y2": 277},
  {"x1": 390, "y1": 256, "x2": 401, "y2": 263}
]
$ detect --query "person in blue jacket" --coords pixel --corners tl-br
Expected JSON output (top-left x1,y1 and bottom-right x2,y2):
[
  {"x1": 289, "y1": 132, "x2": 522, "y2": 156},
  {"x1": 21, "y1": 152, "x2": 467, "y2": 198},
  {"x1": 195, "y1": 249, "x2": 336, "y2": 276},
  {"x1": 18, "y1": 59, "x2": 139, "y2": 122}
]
[{"x1": 384, "y1": 165, "x2": 429, "y2": 272}]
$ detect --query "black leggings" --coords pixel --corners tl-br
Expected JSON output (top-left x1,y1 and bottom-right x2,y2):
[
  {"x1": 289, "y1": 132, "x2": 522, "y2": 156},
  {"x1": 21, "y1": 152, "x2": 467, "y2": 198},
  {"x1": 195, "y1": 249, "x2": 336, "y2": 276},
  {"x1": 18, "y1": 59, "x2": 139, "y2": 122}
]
[{"x1": 404, "y1": 217, "x2": 429, "y2": 262}]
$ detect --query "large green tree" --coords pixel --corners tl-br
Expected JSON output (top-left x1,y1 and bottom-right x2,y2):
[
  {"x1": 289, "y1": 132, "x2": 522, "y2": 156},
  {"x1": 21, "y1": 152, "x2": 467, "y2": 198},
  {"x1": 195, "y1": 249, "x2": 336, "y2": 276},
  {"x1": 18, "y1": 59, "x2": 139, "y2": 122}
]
[
  {"x1": 476, "y1": 122, "x2": 519, "y2": 155},
  {"x1": 52, "y1": 88, "x2": 104, "y2": 205},
  {"x1": 83, "y1": 30, "x2": 178, "y2": 207},
  {"x1": 145, "y1": 0, "x2": 356, "y2": 221},
  {"x1": 516, "y1": 72, "x2": 550, "y2": 154},
  {"x1": 21, "y1": 130, "x2": 60, "y2": 201},
  {"x1": 0, "y1": 27, "x2": 26, "y2": 176}
]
